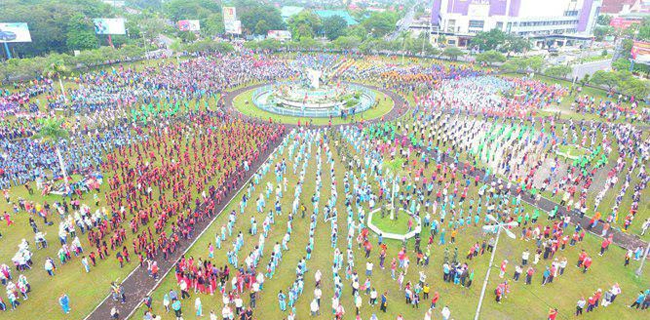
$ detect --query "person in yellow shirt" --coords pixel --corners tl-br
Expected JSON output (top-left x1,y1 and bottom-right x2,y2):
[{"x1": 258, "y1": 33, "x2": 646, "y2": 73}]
[{"x1": 423, "y1": 283, "x2": 430, "y2": 300}]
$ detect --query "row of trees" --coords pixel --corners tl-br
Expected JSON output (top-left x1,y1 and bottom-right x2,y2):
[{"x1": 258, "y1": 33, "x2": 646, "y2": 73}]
[
  {"x1": 243, "y1": 36, "x2": 466, "y2": 60},
  {"x1": 499, "y1": 54, "x2": 649, "y2": 98},
  {"x1": 287, "y1": 9, "x2": 400, "y2": 41},
  {"x1": 0, "y1": 45, "x2": 145, "y2": 81},
  {"x1": 590, "y1": 70, "x2": 650, "y2": 98},
  {"x1": 1, "y1": 0, "x2": 115, "y2": 57},
  {"x1": 470, "y1": 29, "x2": 532, "y2": 55}
]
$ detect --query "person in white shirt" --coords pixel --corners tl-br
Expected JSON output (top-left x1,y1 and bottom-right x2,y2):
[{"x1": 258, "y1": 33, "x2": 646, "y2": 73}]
[
  {"x1": 314, "y1": 269, "x2": 322, "y2": 287},
  {"x1": 221, "y1": 305, "x2": 232, "y2": 320},
  {"x1": 441, "y1": 305, "x2": 451, "y2": 320},
  {"x1": 314, "y1": 287, "x2": 322, "y2": 306},
  {"x1": 194, "y1": 297, "x2": 202, "y2": 317},
  {"x1": 366, "y1": 261, "x2": 374, "y2": 276},
  {"x1": 310, "y1": 298, "x2": 320, "y2": 315},
  {"x1": 424, "y1": 308, "x2": 433, "y2": 320},
  {"x1": 234, "y1": 296, "x2": 243, "y2": 314}
]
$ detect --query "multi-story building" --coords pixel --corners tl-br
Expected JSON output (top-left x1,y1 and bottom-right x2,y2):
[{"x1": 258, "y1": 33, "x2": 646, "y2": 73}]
[{"x1": 430, "y1": 0, "x2": 603, "y2": 48}]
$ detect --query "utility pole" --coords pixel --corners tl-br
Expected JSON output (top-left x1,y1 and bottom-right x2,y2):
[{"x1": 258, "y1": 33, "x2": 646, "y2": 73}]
[{"x1": 475, "y1": 215, "x2": 518, "y2": 320}]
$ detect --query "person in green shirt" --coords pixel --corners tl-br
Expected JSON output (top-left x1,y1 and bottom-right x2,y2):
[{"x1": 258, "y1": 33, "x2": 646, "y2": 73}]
[
  {"x1": 466, "y1": 269, "x2": 475, "y2": 288},
  {"x1": 532, "y1": 209, "x2": 540, "y2": 223}
]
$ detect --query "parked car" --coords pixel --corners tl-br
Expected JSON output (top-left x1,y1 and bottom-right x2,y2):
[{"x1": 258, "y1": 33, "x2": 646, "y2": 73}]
[{"x1": 0, "y1": 29, "x2": 17, "y2": 41}]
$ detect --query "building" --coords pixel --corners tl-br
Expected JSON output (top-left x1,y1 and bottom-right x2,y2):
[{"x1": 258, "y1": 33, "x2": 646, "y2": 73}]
[
  {"x1": 313, "y1": 10, "x2": 359, "y2": 25},
  {"x1": 601, "y1": 0, "x2": 649, "y2": 15},
  {"x1": 430, "y1": 0, "x2": 603, "y2": 48}
]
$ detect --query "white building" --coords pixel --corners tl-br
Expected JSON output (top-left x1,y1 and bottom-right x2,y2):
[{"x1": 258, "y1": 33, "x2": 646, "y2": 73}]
[{"x1": 430, "y1": 0, "x2": 602, "y2": 48}]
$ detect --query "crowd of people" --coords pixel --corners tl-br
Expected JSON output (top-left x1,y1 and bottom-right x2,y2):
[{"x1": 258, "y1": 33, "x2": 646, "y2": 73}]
[{"x1": 0, "y1": 51, "x2": 646, "y2": 320}]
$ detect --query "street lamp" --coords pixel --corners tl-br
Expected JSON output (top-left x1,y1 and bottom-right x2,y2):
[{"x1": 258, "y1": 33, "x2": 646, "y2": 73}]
[
  {"x1": 635, "y1": 242, "x2": 650, "y2": 277},
  {"x1": 474, "y1": 214, "x2": 518, "y2": 320}
]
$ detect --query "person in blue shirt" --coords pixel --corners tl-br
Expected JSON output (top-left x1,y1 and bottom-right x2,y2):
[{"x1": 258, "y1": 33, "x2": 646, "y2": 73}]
[{"x1": 630, "y1": 291, "x2": 645, "y2": 308}]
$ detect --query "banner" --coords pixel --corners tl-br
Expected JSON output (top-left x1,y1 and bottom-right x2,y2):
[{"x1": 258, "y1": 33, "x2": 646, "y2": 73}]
[
  {"x1": 93, "y1": 18, "x2": 126, "y2": 35},
  {"x1": 223, "y1": 7, "x2": 240, "y2": 34},
  {"x1": 267, "y1": 30, "x2": 291, "y2": 41},
  {"x1": 178, "y1": 20, "x2": 200, "y2": 31},
  {"x1": 0, "y1": 23, "x2": 32, "y2": 43},
  {"x1": 631, "y1": 41, "x2": 650, "y2": 64},
  {"x1": 223, "y1": 7, "x2": 237, "y2": 23}
]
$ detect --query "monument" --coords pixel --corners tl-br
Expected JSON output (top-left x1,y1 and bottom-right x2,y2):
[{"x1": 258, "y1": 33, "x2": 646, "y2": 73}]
[
  {"x1": 250, "y1": 67, "x2": 377, "y2": 118},
  {"x1": 306, "y1": 68, "x2": 322, "y2": 89}
]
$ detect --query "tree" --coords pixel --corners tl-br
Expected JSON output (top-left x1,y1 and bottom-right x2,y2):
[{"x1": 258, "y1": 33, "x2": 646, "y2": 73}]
[
  {"x1": 502, "y1": 34, "x2": 531, "y2": 54},
  {"x1": 254, "y1": 20, "x2": 271, "y2": 36},
  {"x1": 38, "y1": 118, "x2": 70, "y2": 190},
  {"x1": 638, "y1": 16, "x2": 650, "y2": 41},
  {"x1": 66, "y1": 14, "x2": 100, "y2": 51},
  {"x1": 185, "y1": 39, "x2": 234, "y2": 53},
  {"x1": 203, "y1": 13, "x2": 225, "y2": 36},
  {"x1": 442, "y1": 47, "x2": 464, "y2": 61},
  {"x1": 127, "y1": 0, "x2": 162, "y2": 10},
  {"x1": 544, "y1": 65, "x2": 573, "y2": 78},
  {"x1": 238, "y1": 4, "x2": 284, "y2": 35},
  {"x1": 620, "y1": 76, "x2": 650, "y2": 98},
  {"x1": 163, "y1": 0, "x2": 220, "y2": 22},
  {"x1": 475, "y1": 50, "x2": 506, "y2": 66},
  {"x1": 139, "y1": 17, "x2": 168, "y2": 42},
  {"x1": 597, "y1": 15, "x2": 611, "y2": 26},
  {"x1": 526, "y1": 56, "x2": 545, "y2": 72},
  {"x1": 590, "y1": 70, "x2": 620, "y2": 90},
  {"x1": 346, "y1": 25, "x2": 369, "y2": 41},
  {"x1": 323, "y1": 16, "x2": 348, "y2": 41},
  {"x1": 612, "y1": 58, "x2": 631, "y2": 71},
  {"x1": 1, "y1": 0, "x2": 112, "y2": 57},
  {"x1": 332, "y1": 36, "x2": 361, "y2": 51},
  {"x1": 593, "y1": 26, "x2": 614, "y2": 41},
  {"x1": 288, "y1": 10, "x2": 322, "y2": 40},
  {"x1": 362, "y1": 11, "x2": 399, "y2": 37},
  {"x1": 470, "y1": 29, "x2": 507, "y2": 51},
  {"x1": 245, "y1": 39, "x2": 282, "y2": 51},
  {"x1": 500, "y1": 57, "x2": 527, "y2": 72}
]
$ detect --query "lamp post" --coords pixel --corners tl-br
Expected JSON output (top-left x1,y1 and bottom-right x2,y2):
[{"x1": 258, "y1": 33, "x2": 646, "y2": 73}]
[
  {"x1": 474, "y1": 214, "x2": 518, "y2": 320},
  {"x1": 635, "y1": 241, "x2": 650, "y2": 277}
]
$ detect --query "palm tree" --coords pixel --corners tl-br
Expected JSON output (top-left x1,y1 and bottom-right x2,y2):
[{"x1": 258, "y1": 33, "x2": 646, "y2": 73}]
[
  {"x1": 43, "y1": 59, "x2": 69, "y2": 102},
  {"x1": 38, "y1": 118, "x2": 70, "y2": 192}
]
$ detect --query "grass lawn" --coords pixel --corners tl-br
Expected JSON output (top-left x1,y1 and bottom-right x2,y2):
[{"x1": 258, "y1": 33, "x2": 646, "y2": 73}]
[
  {"x1": 0, "y1": 53, "x2": 646, "y2": 320},
  {"x1": 556, "y1": 145, "x2": 592, "y2": 160},
  {"x1": 370, "y1": 209, "x2": 413, "y2": 235},
  {"x1": 232, "y1": 86, "x2": 394, "y2": 125},
  {"x1": 134, "y1": 128, "x2": 648, "y2": 320}
]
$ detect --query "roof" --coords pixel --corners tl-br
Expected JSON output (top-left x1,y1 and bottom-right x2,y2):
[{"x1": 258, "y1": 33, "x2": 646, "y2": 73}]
[
  {"x1": 601, "y1": 0, "x2": 640, "y2": 14},
  {"x1": 281, "y1": 6, "x2": 304, "y2": 20},
  {"x1": 313, "y1": 10, "x2": 358, "y2": 25}
]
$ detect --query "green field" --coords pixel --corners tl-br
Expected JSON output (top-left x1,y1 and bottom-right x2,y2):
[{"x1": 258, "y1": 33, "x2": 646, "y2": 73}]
[
  {"x1": 370, "y1": 208, "x2": 413, "y2": 235},
  {"x1": 132, "y1": 128, "x2": 648, "y2": 320}
]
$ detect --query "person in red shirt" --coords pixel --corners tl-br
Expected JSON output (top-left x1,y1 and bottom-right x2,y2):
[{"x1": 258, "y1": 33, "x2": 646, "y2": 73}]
[
  {"x1": 430, "y1": 291, "x2": 439, "y2": 309},
  {"x1": 548, "y1": 308, "x2": 558, "y2": 320},
  {"x1": 582, "y1": 257, "x2": 592, "y2": 273}
]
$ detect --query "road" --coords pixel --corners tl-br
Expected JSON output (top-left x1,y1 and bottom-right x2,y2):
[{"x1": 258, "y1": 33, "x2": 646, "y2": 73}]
[
  {"x1": 572, "y1": 59, "x2": 612, "y2": 79},
  {"x1": 388, "y1": 2, "x2": 418, "y2": 41}
]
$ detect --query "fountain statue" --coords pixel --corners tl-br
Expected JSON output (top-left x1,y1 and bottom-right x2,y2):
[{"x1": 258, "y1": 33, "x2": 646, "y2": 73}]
[{"x1": 306, "y1": 68, "x2": 322, "y2": 89}]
